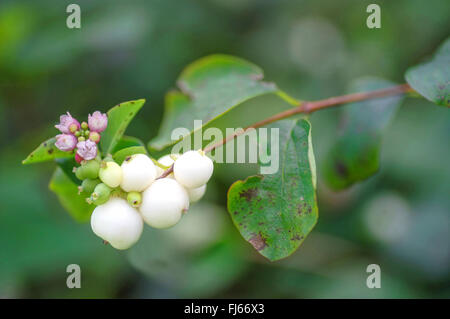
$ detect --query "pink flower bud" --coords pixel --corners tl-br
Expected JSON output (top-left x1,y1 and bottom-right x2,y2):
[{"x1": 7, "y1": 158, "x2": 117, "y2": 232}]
[
  {"x1": 88, "y1": 111, "x2": 108, "y2": 133},
  {"x1": 76, "y1": 140, "x2": 98, "y2": 161},
  {"x1": 55, "y1": 134, "x2": 77, "y2": 152},
  {"x1": 89, "y1": 131, "x2": 101, "y2": 143},
  {"x1": 55, "y1": 112, "x2": 80, "y2": 134},
  {"x1": 75, "y1": 153, "x2": 84, "y2": 164}
]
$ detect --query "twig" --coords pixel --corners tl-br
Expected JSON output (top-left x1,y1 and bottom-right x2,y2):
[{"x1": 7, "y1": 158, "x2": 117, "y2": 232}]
[{"x1": 156, "y1": 83, "x2": 413, "y2": 178}]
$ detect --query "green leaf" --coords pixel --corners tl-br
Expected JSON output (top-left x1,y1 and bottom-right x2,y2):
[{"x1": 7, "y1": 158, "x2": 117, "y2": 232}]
[
  {"x1": 405, "y1": 37, "x2": 450, "y2": 107},
  {"x1": 227, "y1": 119, "x2": 318, "y2": 261},
  {"x1": 113, "y1": 146, "x2": 148, "y2": 165},
  {"x1": 22, "y1": 137, "x2": 74, "y2": 165},
  {"x1": 100, "y1": 99, "x2": 146, "y2": 156},
  {"x1": 324, "y1": 77, "x2": 404, "y2": 189},
  {"x1": 49, "y1": 168, "x2": 94, "y2": 222},
  {"x1": 111, "y1": 135, "x2": 145, "y2": 153},
  {"x1": 149, "y1": 54, "x2": 279, "y2": 150},
  {"x1": 55, "y1": 157, "x2": 80, "y2": 185}
]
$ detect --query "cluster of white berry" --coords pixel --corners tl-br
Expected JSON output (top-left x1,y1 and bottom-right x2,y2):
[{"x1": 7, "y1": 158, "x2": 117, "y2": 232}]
[{"x1": 76, "y1": 150, "x2": 213, "y2": 250}]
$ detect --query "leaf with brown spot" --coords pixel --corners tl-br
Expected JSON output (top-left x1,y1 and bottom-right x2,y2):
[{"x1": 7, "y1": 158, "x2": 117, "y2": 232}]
[
  {"x1": 22, "y1": 137, "x2": 74, "y2": 165},
  {"x1": 324, "y1": 78, "x2": 404, "y2": 189},
  {"x1": 248, "y1": 233, "x2": 267, "y2": 251},
  {"x1": 227, "y1": 119, "x2": 318, "y2": 261}
]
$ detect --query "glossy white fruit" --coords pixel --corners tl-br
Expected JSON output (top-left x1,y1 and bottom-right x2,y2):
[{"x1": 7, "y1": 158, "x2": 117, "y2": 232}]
[
  {"x1": 186, "y1": 184, "x2": 206, "y2": 203},
  {"x1": 156, "y1": 154, "x2": 178, "y2": 178},
  {"x1": 120, "y1": 154, "x2": 157, "y2": 192},
  {"x1": 140, "y1": 178, "x2": 189, "y2": 229},
  {"x1": 99, "y1": 161, "x2": 123, "y2": 188},
  {"x1": 90, "y1": 197, "x2": 143, "y2": 250},
  {"x1": 174, "y1": 150, "x2": 213, "y2": 188}
]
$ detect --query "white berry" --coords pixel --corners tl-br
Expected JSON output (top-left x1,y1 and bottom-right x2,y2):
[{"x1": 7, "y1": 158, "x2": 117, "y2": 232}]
[
  {"x1": 186, "y1": 184, "x2": 207, "y2": 203},
  {"x1": 140, "y1": 178, "x2": 189, "y2": 229},
  {"x1": 90, "y1": 197, "x2": 143, "y2": 250},
  {"x1": 120, "y1": 154, "x2": 157, "y2": 192},
  {"x1": 99, "y1": 161, "x2": 123, "y2": 188},
  {"x1": 174, "y1": 150, "x2": 213, "y2": 188}
]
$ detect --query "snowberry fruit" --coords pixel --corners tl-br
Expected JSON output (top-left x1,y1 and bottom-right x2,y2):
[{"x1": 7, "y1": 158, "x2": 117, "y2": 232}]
[
  {"x1": 174, "y1": 150, "x2": 213, "y2": 189},
  {"x1": 120, "y1": 154, "x2": 156, "y2": 192},
  {"x1": 81, "y1": 159, "x2": 100, "y2": 179},
  {"x1": 75, "y1": 165, "x2": 87, "y2": 180},
  {"x1": 127, "y1": 191, "x2": 142, "y2": 208},
  {"x1": 140, "y1": 178, "x2": 189, "y2": 229},
  {"x1": 186, "y1": 184, "x2": 207, "y2": 203},
  {"x1": 80, "y1": 178, "x2": 100, "y2": 194},
  {"x1": 90, "y1": 197, "x2": 143, "y2": 250},
  {"x1": 99, "y1": 161, "x2": 123, "y2": 188},
  {"x1": 90, "y1": 183, "x2": 112, "y2": 205}
]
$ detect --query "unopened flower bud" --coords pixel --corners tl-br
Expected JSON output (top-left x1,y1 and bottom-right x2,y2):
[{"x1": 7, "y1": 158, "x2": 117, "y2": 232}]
[
  {"x1": 84, "y1": 130, "x2": 90, "y2": 138},
  {"x1": 55, "y1": 134, "x2": 77, "y2": 152},
  {"x1": 81, "y1": 121, "x2": 89, "y2": 130},
  {"x1": 55, "y1": 112, "x2": 80, "y2": 134},
  {"x1": 75, "y1": 153, "x2": 83, "y2": 164},
  {"x1": 89, "y1": 131, "x2": 101, "y2": 143},
  {"x1": 88, "y1": 111, "x2": 108, "y2": 133},
  {"x1": 127, "y1": 191, "x2": 142, "y2": 208},
  {"x1": 69, "y1": 123, "x2": 79, "y2": 134},
  {"x1": 76, "y1": 140, "x2": 97, "y2": 161},
  {"x1": 78, "y1": 136, "x2": 86, "y2": 142}
]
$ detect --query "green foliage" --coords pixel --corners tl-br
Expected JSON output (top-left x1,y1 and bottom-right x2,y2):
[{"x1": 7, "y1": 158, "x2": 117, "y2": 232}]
[
  {"x1": 113, "y1": 146, "x2": 148, "y2": 165},
  {"x1": 149, "y1": 55, "x2": 284, "y2": 151},
  {"x1": 100, "y1": 99, "x2": 146, "y2": 155},
  {"x1": 22, "y1": 137, "x2": 74, "y2": 164},
  {"x1": 48, "y1": 168, "x2": 94, "y2": 222},
  {"x1": 8, "y1": 0, "x2": 450, "y2": 298},
  {"x1": 405, "y1": 37, "x2": 450, "y2": 107},
  {"x1": 111, "y1": 135, "x2": 145, "y2": 153},
  {"x1": 324, "y1": 78, "x2": 404, "y2": 189},
  {"x1": 227, "y1": 119, "x2": 318, "y2": 261},
  {"x1": 55, "y1": 157, "x2": 80, "y2": 185}
]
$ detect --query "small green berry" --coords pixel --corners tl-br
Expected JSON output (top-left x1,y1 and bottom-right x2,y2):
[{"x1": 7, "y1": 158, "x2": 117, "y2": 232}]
[
  {"x1": 75, "y1": 166, "x2": 87, "y2": 180},
  {"x1": 99, "y1": 161, "x2": 123, "y2": 188},
  {"x1": 127, "y1": 191, "x2": 142, "y2": 208},
  {"x1": 90, "y1": 183, "x2": 112, "y2": 205},
  {"x1": 81, "y1": 178, "x2": 101, "y2": 194},
  {"x1": 82, "y1": 159, "x2": 100, "y2": 179}
]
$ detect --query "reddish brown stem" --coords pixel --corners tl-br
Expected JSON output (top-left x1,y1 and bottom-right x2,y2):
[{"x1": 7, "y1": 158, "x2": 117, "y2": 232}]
[{"x1": 157, "y1": 83, "x2": 412, "y2": 178}]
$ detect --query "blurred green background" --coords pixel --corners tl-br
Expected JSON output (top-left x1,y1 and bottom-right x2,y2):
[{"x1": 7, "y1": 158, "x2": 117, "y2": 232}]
[{"x1": 0, "y1": 0, "x2": 449, "y2": 298}]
